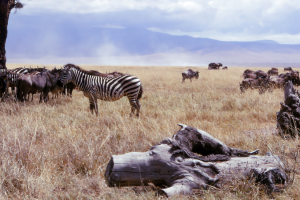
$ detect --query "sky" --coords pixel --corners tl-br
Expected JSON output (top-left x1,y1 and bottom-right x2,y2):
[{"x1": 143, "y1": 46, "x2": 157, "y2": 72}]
[{"x1": 12, "y1": 0, "x2": 300, "y2": 44}]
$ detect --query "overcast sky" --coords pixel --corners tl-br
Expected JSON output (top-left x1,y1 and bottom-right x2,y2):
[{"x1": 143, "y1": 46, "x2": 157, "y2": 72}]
[{"x1": 10, "y1": 0, "x2": 300, "y2": 44}]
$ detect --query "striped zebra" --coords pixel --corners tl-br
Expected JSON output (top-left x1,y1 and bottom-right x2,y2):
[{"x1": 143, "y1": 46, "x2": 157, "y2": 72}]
[{"x1": 59, "y1": 64, "x2": 143, "y2": 117}]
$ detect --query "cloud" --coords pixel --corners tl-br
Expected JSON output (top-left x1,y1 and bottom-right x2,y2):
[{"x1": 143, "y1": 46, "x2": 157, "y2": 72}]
[{"x1": 9, "y1": 0, "x2": 300, "y2": 44}]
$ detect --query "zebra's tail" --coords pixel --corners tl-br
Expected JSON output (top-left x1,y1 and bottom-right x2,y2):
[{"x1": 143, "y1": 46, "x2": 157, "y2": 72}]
[{"x1": 138, "y1": 84, "x2": 143, "y2": 100}]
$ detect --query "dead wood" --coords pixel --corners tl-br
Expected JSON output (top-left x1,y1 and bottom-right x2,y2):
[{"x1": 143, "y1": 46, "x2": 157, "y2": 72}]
[
  {"x1": 105, "y1": 124, "x2": 286, "y2": 197},
  {"x1": 277, "y1": 80, "x2": 300, "y2": 137}
]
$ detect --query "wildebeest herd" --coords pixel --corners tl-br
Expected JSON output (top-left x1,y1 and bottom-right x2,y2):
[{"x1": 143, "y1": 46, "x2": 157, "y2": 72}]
[
  {"x1": 0, "y1": 64, "x2": 299, "y2": 118},
  {"x1": 240, "y1": 67, "x2": 300, "y2": 94},
  {"x1": 0, "y1": 66, "x2": 76, "y2": 102},
  {"x1": 208, "y1": 62, "x2": 228, "y2": 70}
]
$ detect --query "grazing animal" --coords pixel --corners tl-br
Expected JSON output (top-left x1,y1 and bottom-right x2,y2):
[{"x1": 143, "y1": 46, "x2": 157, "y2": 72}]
[
  {"x1": 240, "y1": 77, "x2": 270, "y2": 94},
  {"x1": 62, "y1": 82, "x2": 76, "y2": 97},
  {"x1": 268, "y1": 76, "x2": 288, "y2": 88},
  {"x1": 242, "y1": 69, "x2": 255, "y2": 77},
  {"x1": 267, "y1": 69, "x2": 279, "y2": 76},
  {"x1": 222, "y1": 66, "x2": 228, "y2": 70},
  {"x1": 208, "y1": 63, "x2": 222, "y2": 70},
  {"x1": 243, "y1": 70, "x2": 268, "y2": 79},
  {"x1": 284, "y1": 67, "x2": 292, "y2": 72},
  {"x1": 182, "y1": 69, "x2": 199, "y2": 83},
  {"x1": 17, "y1": 71, "x2": 60, "y2": 102},
  {"x1": 59, "y1": 64, "x2": 143, "y2": 117},
  {"x1": 169, "y1": 124, "x2": 259, "y2": 162},
  {"x1": 6, "y1": 67, "x2": 49, "y2": 94}
]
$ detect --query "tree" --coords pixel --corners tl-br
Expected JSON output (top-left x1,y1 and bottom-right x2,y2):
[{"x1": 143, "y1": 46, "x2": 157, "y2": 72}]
[{"x1": 0, "y1": 0, "x2": 23, "y2": 69}]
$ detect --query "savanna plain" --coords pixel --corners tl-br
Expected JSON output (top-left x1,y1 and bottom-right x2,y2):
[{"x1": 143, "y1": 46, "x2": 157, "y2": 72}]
[{"x1": 0, "y1": 64, "x2": 299, "y2": 199}]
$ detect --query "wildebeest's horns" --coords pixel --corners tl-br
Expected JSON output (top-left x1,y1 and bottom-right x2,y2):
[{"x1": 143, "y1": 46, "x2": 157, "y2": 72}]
[{"x1": 177, "y1": 123, "x2": 188, "y2": 130}]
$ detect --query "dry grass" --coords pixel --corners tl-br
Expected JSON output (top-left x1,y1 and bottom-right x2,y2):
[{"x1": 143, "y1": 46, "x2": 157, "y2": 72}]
[{"x1": 0, "y1": 64, "x2": 299, "y2": 199}]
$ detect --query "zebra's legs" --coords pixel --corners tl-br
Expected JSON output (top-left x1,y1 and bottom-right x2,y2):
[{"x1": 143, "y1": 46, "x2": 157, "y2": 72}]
[
  {"x1": 136, "y1": 100, "x2": 141, "y2": 117},
  {"x1": 128, "y1": 97, "x2": 140, "y2": 117},
  {"x1": 89, "y1": 97, "x2": 98, "y2": 116}
]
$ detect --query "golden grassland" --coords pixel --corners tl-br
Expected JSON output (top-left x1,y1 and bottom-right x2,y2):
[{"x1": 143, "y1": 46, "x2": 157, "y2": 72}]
[{"x1": 0, "y1": 64, "x2": 299, "y2": 199}]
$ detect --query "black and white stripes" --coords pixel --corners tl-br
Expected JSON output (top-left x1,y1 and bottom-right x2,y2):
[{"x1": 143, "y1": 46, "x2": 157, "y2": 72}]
[{"x1": 59, "y1": 64, "x2": 143, "y2": 117}]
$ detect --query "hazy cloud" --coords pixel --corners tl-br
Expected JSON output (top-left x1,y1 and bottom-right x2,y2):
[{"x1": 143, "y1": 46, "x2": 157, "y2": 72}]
[{"x1": 13, "y1": 0, "x2": 300, "y2": 44}]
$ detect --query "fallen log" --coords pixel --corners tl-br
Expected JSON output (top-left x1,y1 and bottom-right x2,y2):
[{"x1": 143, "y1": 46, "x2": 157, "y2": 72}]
[
  {"x1": 105, "y1": 124, "x2": 286, "y2": 197},
  {"x1": 277, "y1": 80, "x2": 300, "y2": 137}
]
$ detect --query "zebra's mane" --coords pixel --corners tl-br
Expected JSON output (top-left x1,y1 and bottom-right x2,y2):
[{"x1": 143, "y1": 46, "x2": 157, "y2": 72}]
[{"x1": 64, "y1": 63, "x2": 126, "y2": 77}]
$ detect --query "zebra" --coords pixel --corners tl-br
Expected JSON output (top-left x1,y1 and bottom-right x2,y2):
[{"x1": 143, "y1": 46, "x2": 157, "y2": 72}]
[{"x1": 59, "y1": 64, "x2": 143, "y2": 117}]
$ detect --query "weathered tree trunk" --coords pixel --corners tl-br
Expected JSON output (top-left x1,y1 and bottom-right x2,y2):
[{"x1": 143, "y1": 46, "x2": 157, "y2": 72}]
[
  {"x1": 0, "y1": 0, "x2": 23, "y2": 69},
  {"x1": 105, "y1": 125, "x2": 286, "y2": 197},
  {"x1": 277, "y1": 80, "x2": 300, "y2": 138}
]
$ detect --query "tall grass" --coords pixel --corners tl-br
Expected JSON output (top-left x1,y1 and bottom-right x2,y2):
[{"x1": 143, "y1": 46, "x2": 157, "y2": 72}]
[{"x1": 0, "y1": 64, "x2": 299, "y2": 199}]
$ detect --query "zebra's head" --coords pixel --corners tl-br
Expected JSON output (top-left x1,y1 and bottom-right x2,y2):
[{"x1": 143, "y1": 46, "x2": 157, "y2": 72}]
[{"x1": 59, "y1": 68, "x2": 72, "y2": 85}]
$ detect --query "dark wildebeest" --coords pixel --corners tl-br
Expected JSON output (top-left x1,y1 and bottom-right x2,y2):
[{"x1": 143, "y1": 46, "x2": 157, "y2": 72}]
[
  {"x1": 182, "y1": 69, "x2": 199, "y2": 83},
  {"x1": 17, "y1": 71, "x2": 61, "y2": 102},
  {"x1": 271, "y1": 68, "x2": 278, "y2": 71},
  {"x1": 222, "y1": 66, "x2": 228, "y2": 70},
  {"x1": 254, "y1": 70, "x2": 268, "y2": 78},
  {"x1": 284, "y1": 67, "x2": 292, "y2": 72},
  {"x1": 276, "y1": 71, "x2": 299, "y2": 86},
  {"x1": 243, "y1": 70, "x2": 268, "y2": 79},
  {"x1": 240, "y1": 77, "x2": 270, "y2": 94},
  {"x1": 267, "y1": 69, "x2": 279, "y2": 76},
  {"x1": 242, "y1": 69, "x2": 255, "y2": 75},
  {"x1": 268, "y1": 76, "x2": 288, "y2": 89},
  {"x1": 48, "y1": 68, "x2": 64, "y2": 99},
  {"x1": 242, "y1": 69, "x2": 256, "y2": 79},
  {"x1": 7, "y1": 67, "x2": 49, "y2": 95},
  {"x1": 208, "y1": 63, "x2": 222, "y2": 70},
  {"x1": 62, "y1": 82, "x2": 76, "y2": 97}
]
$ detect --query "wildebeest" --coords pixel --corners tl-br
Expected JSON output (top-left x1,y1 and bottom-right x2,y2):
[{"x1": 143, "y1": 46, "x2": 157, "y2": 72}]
[
  {"x1": 222, "y1": 66, "x2": 228, "y2": 70},
  {"x1": 268, "y1": 76, "x2": 290, "y2": 89},
  {"x1": 208, "y1": 63, "x2": 222, "y2": 70},
  {"x1": 267, "y1": 68, "x2": 279, "y2": 76},
  {"x1": 243, "y1": 70, "x2": 268, "y2": 79},
  {"x1": 17, "y1": 70, "x2": 61, "y2": 102},
  {"x1": 6, "y1": 67, "x2": 49, "y2": 95},
  {"x1": 240, "y1": 77, "x2": 270, "y2": 94},
  {"x1": 62, "y1": 82, "x2": 76, "y2": 97},
  {"x1": 284, "y1": 67, "x2": 292, "y2": 71},
  {"x1": 182, "y1": 69, "x2": 199, "y2": 83},
  {"x1": 243, "y1": 69, "x2": 255, "y2": 75},
  {"x1": 270, "y1": 70, "x2": 298, "y2": 87}
]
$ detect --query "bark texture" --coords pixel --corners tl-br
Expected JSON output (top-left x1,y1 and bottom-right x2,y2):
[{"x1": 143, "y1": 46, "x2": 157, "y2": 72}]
[
  {"x1": 0, "y1": 0, "x2": 23, "y2": 69},
  {"x1": 277, "y1": 80, "x2": 300, "y2": 137},
  {"x1": 105, "y1": 124, "x2": 286, "y2": 197}
]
